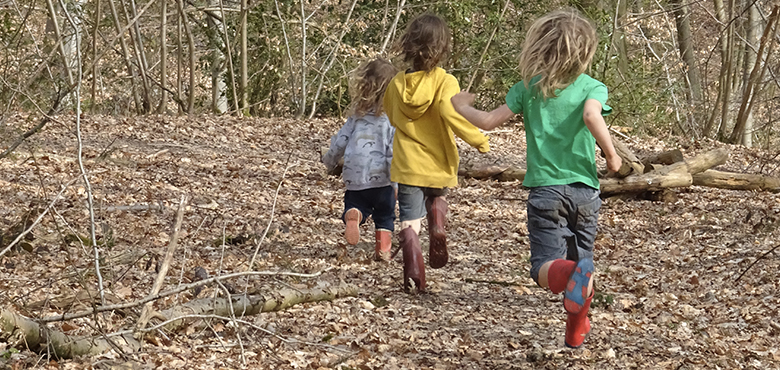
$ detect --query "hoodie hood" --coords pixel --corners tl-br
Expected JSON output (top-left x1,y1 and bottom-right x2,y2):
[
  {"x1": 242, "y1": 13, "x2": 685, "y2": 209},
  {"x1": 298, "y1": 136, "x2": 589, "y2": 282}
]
[{"x1": 387, "y1": 69, "x2": 441, "y2": 120}]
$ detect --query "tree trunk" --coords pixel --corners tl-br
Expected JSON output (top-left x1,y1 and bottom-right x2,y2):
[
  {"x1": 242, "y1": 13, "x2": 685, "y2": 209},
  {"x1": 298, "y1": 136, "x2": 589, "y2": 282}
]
[
  {"x1": 157, "y1": 0, "x2": 169, "y2": 114},
  {"x1": 177, "y1": 2, "x2": 183, "y2": 114},
  {"x1": 671, "y1": 0, "x2": 703, "y2": 102},
  {"x1": 297, "y1": 0, "x2": 307, "y2": 118},
  {"x1": 729, "y1": 6, "x2": 779, "y2": 144},
  {"x1": 178, "y1": 0, "x2": 196, "y2": 114},
  {"x1": 160, "y1": 283, "x2": 358, "y2": 332},
  {"x1": 703, "y1": 0, "x2": 730, "y2": 137},
  {"x1": 45, "y1": 0, "x2": 75, "y2": 85},
  {"x1": 108, "y1": 0, "x2": 142, "y2": 112},
  {"x1": 121, "y1": 0, "x2": 151, "y2": 113},
  {"x1": 90, "y1": 0, "x2": 102, "y2": 111},
  {"x1": 218, "y1": 0, "x2": 238, "y2": 114},
  {"x1": 240, "y1": 0, "x2": 248, "y2": 115}
]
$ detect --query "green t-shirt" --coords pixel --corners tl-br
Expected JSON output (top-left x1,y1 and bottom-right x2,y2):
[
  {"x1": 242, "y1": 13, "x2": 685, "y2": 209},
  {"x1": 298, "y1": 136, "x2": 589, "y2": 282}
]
[{"x1": 505, "y1": 74, "x2": 612, "y2": 189}]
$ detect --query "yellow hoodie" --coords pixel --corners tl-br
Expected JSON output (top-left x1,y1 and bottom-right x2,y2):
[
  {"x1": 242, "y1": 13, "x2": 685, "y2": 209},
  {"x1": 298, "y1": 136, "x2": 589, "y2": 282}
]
[{"x1": 383, "y1": 67, "x2": 490, "y2": 188}]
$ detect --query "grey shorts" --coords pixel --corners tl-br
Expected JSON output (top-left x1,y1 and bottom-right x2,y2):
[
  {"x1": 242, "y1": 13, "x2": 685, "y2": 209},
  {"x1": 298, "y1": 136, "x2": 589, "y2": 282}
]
[
  {"x1": 397, "y1": 184, "x2": 448, "y2": 221},
  {"x1": 526, "y1": 183, "x2": 601, "y2": 282}
]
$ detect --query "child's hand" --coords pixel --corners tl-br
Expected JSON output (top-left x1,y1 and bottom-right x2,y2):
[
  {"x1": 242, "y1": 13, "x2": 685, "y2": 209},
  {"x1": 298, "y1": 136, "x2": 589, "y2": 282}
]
[
  {"x1": 606, "y1": 153, "x2": 622, "y2": 173},
  {"x1": 451, "y1": 91, "x2": 476, "y2": 109}
]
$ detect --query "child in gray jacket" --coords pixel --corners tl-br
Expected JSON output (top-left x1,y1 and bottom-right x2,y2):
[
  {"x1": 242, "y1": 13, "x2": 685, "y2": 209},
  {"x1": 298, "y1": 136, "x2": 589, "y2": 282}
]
[{"x1": 322, "y1": 58, "x2": 398, "y2": 261}]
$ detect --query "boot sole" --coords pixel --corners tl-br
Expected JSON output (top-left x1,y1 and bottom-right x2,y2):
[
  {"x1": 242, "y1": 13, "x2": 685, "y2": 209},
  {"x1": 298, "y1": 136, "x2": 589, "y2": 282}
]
[
  {"x1": 563, "y1": 259, "x2": 594, "y2": 314},
  {"x1": 428, "y1": 226, "x2": 448, "y2": 269},
  {"x1": 345, "y1": 209, "x2": 360, "y2": 245}
]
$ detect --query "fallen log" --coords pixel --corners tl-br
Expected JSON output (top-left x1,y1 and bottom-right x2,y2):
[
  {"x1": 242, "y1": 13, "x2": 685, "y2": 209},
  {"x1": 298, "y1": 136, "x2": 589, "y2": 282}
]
[
  {"x1": 600, "y1": 171, "x2": 693, "y2": 195},
  {"x1": 692, "y1": 170, "x2": 780, "y2": 192},
  {"x1": 599, "y1": 148, "x2": 727, "y2": 195},
  {"x1": 159, "y1": 282, "x2": 359, "y2": 332},
  {"x1": 610, "y1": 137, "x2": 643, "y2": 177},
  {"x1": 656, "y1": 148, "x2": 728, "y2": 175},
  {"x1": 642, "y1": 149, "x2": 684, "y2": 167},
  {"x1": 0, "y1": 283, "x2": 358, "y2": 358}
]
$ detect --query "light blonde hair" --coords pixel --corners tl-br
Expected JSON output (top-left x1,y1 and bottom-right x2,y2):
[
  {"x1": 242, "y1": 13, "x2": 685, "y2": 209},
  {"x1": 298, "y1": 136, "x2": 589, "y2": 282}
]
[
  {"x1": 348, "y1": 58, "x2": 397, "y2": 117},
  {"x1": 397, "y1": 13, "x2": 451, "y2": 73},
  {"x1": 518, "y1": 9, "x2": 598, "y2": 98}
]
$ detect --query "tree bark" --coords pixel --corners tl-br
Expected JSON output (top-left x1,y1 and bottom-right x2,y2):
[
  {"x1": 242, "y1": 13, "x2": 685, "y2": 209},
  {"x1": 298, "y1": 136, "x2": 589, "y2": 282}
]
[
  {"x1": 177, "y1": 0, "x2": 196, "y2": 113},
  {"x1": 91, "y1": 0, "x2": 102, "y2": 110},
  {"x1": 157, "y1": 0, "x2": 169, "y2": 114},
  {"x1": 240, "y1": 0, "x2": 248, "y2": 114},
  {"x1": 108, "y1": 0, "x2": 142, "y2": 112},
  {"x1": 0, "y1": 309, "x2": 141, "y2": 358},
  {"x1": 642, "y1": 149, "x2": 684, "y2": 167},
  {"x1": 692, "y1": 170, "x2": 780, "y2": 191},
  {"x1": 730, "y1": 6, "x2": 779, "y2": 144},
  {"x1": 671, "y1": 0, "x2": 703, "y2": 103},
  {"x1": 160, "y1": 283, "x2": 358, "y2": 332},
  {"x1": 120, "y1": 0, "x2": 151, "y2": 113}
]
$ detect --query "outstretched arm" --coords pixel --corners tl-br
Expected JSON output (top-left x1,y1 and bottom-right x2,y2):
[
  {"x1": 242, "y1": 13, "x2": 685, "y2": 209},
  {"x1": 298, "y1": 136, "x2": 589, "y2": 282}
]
[
  {"x1": 583, "y1": 99, "x2": 622, "y2": 173},
  {"x1": 451, "y1": 91, "x2": 515, "y2": 131}
]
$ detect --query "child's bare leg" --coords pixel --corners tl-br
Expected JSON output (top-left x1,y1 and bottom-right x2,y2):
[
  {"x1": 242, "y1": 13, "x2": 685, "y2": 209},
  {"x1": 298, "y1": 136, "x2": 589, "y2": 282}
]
[
  {"x1": 538, "y1": 259, "x2": 593, "y2": 296},
  {"x1": 400, "y1": 218, "x2": 422, "y2": 234}
]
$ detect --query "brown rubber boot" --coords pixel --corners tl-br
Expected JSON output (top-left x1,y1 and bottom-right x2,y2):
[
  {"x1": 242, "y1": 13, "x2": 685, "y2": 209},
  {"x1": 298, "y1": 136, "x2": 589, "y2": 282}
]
[
  {"x1": 399, "y1": 227, "x2": 425, "y2": 292},
  {"x1": 426, "y1": 196, "x2": 448, "y2": 268},
  {"x1": 344, "y1": 208, "x2": 362, "y2": 245},
  {"x1": 374, "y1": 229, "x2": 392, "y2": 262}
]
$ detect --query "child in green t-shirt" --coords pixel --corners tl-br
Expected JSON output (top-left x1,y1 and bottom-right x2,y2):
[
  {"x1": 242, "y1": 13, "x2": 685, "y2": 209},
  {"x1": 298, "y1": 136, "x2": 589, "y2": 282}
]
[{"x1": 451, "y1": 9, "x2": 622, "y2": 348}]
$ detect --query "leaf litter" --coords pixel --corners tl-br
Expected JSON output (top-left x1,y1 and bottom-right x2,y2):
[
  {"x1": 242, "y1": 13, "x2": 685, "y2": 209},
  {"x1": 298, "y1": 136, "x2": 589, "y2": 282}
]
[{"x1": 0, "y1": 114, "x2": 778, "y2": 369}]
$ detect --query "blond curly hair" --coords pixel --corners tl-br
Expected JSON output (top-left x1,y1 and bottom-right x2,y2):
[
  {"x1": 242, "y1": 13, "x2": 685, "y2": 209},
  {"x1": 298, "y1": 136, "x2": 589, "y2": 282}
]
[
  {"x1": 348, "y1": 58, "x2": 397, "y2": 117},
  {"x1": 518, "y1": 9, "x2": 598, "y2": 98}
]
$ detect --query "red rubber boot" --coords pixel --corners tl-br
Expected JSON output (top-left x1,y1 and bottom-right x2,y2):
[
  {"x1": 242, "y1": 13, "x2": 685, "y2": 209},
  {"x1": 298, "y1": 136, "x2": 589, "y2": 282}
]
[
  {"x1": 564, "y1": 292, "x2": 593, "y2": 348},
  {"x1": 374, "y1": 229, "x2": 392, "y2": 262}
]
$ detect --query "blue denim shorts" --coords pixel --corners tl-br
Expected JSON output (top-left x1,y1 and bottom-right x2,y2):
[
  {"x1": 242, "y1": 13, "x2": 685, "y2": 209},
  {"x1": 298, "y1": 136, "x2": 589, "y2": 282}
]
[
  {"x1": 526, "y1": 183, "x2": 601, "y2": 282},
  {"x1": 397, "y1": 184, "x2": 447, "y2": 222}
]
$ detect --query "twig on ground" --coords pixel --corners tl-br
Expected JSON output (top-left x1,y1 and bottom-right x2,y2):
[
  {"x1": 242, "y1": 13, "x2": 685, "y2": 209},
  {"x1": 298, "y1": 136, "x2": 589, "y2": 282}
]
[
  {"x1": 137, "y1": 195, "x2": 188, "y2": 330},
  {"x1": 248, "y1": 152, "x2": 297, "y2": 270},
  {"x1": 735, "y1": 242, "x2": 780, "y2": 282}
]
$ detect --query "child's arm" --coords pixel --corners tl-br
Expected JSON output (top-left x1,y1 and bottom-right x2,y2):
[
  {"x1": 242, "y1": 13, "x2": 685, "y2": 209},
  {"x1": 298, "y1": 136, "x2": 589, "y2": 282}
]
[
  {"x1": 583, "y1": 99, "x2": 622, "y2": 173},
  {"x1": 439, "y1": 77, "x2": 490, "y2": 153},
  {"x1": 322, "y1": 117, "x2": 355, "y2": 171},
  {"x1": 451, "y1": 91, "x2": 515, "y2": 131}
]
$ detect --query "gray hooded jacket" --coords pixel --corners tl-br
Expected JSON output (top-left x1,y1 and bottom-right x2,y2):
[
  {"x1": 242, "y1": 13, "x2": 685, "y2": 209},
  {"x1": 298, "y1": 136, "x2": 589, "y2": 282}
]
[{"x1": 322, "y1": 113, "x2": 395, "y2": 191}]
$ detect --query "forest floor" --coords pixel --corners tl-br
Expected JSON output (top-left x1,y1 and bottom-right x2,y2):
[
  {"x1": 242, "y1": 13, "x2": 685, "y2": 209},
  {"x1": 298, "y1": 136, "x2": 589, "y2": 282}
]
[{"x1": 1, "y1": 114, "x2": 779, "y2": 370}]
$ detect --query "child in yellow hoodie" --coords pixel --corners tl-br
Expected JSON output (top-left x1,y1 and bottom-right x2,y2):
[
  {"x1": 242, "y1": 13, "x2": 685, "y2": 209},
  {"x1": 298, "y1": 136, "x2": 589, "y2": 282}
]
[{"x1": 383, "y1": 13, "x2": 490, "y2": 292}]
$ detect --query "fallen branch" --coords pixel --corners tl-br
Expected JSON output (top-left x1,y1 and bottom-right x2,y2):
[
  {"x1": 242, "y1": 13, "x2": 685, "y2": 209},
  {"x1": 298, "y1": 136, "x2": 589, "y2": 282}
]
[
  {"x1": 0, "y1": 308, "x2": 141, "y2": 358},
  {"x1": 158, "y1": 282, "x2": 358, "y2": 332},
  {"x1": 40, "y1": 269, "x2": 330, "y2": 322},
  {"x1": 1, "y1": 282, "x2": 357, "y2": 359},
  {"x1": 137, "y1": 196, "x2": 187, "y2": 330}
]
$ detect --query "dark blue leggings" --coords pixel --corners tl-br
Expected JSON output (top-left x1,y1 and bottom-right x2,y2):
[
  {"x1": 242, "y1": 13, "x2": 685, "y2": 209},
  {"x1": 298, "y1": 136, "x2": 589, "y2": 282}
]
[{"x1": 342, "y1": 185, "x2": 396, "y2": 231}]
